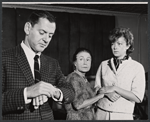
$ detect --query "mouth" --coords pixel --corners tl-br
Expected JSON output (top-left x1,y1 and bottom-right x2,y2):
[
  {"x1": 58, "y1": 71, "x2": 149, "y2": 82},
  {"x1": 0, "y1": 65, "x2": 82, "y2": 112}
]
[
  {"x1": 82, "y1": 67, "x2": 88, "y2": 69},
  {"x1": 40, "y1": 44, "x2": 46, "y2": 47},
  {"x1": 114, "y1": 51, "x2": 118, "y2": 53}
]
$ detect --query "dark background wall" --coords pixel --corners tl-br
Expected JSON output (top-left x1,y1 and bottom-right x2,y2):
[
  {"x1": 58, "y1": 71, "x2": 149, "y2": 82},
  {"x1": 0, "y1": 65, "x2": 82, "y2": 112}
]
[{"x1": 2, "y1": 7, "x2": 115, "y2": 76}]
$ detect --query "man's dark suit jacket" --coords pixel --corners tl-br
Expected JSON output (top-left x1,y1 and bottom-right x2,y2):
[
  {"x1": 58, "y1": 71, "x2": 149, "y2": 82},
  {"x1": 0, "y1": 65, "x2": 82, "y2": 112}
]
[{"x1": 2, "y1": 45, "x2": 74, "y2": 120}]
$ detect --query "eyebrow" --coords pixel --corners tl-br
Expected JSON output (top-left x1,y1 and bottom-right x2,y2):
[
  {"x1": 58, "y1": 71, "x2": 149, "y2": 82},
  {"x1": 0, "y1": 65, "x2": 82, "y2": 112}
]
[
  {"x1": 40, "y1": 29, "x2": 54, "y2": 35},
  {"x1": 78, "y1": 56, "x2": 91, "y2": 59}
]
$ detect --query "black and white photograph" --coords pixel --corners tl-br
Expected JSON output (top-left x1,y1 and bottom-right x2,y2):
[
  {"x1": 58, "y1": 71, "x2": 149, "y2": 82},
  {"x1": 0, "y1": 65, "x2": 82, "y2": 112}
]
[{"x1": 1, "y1": 2, "x2": 148, "y2": 120}]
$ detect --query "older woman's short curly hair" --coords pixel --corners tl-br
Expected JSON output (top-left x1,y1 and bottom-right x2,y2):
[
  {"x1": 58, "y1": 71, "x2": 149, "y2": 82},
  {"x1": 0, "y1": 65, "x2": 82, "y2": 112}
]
[{"x1": 109, "y1": 27, "x2": 134, "y2": 55}]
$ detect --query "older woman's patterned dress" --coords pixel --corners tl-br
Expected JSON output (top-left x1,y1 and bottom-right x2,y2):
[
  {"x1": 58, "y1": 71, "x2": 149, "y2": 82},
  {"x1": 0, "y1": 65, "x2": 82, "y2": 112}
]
[{"x1": 65, "y1": 72, "x2": 96, "y2": 120}]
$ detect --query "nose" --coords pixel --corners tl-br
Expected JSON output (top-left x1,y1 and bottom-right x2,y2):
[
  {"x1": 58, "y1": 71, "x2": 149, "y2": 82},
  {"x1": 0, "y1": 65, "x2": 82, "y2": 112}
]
[
  {"x1": 43, "y1": 34, "x2": 49, "y2": 43},
  {"x1": 113, "y1": 42, "x2": 118, "y2": 49},
  {"x1": 83, "y1": 59, "x2": 87, "y2": 65}
]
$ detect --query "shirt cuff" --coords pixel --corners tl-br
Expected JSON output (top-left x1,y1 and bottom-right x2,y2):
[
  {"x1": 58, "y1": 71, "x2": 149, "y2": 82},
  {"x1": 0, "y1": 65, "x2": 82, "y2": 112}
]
[
  {"x1": 52, "y1": 88, "x2": 63, "y2": 103},
  {"x1": 24, "y1": 87, "x2": 32, "y2": 104}
]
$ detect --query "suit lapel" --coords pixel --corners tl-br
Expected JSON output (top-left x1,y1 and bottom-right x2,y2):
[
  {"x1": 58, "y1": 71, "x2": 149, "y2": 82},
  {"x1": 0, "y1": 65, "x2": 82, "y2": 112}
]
[
  {"x1": 40, "y1": 54, "x2": 50, "y2": 83},
  {"x1": 16, "y1": 45, "x2": 35, "y2": 86}
]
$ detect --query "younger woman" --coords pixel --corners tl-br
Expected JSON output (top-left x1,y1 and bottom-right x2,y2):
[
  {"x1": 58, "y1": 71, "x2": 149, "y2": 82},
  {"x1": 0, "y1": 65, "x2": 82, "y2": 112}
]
[{"x1": 95, "y1": 27, "x2": 145, "y2": 120}]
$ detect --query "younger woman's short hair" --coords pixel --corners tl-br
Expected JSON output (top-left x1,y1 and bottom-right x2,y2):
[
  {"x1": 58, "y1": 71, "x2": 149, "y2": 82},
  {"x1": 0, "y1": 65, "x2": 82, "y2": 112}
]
[{"x1": 109, "y1": 27, "x2": 134, "y2": 55}]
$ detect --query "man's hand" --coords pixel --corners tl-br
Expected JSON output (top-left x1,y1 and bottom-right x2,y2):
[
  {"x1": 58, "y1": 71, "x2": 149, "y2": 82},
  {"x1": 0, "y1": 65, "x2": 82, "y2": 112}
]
[
  {"x1": 26, "y1": 81, "x2": 58, "y2": 98},
  {"x1": 33, "y1": 90, "x2": 61, "y2": 109},
  {"x1": 33, "y1": 95, "x2": 48, "y2": 109},
  {"x1": 105, "y1": 92, "x2": 120, "y2": 102}
]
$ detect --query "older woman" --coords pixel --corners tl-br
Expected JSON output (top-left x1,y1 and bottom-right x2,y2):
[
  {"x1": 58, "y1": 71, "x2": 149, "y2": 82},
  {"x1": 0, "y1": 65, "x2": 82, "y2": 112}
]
[
  {"x1": 65, "y1": 48, "x2": 104, "y2": 120},
  {"x1": 95, "y1": 27, "x2": 145, "y2": 120}
]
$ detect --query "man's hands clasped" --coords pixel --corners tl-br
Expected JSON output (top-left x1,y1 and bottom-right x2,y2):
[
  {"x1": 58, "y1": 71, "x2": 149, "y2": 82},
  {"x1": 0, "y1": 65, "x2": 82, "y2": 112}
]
[{"x1": 26, "y1": 81, "x2": 61, "y2": 109}]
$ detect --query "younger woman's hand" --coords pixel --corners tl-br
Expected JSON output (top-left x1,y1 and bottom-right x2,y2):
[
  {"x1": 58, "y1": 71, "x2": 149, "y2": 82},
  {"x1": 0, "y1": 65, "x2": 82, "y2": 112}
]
[
  {"x1": 99, "y1": 86, "x2": 115, "y2": 94},
  {"x1": 105, "y1": 92, "x2": 120, "y2": 102}
]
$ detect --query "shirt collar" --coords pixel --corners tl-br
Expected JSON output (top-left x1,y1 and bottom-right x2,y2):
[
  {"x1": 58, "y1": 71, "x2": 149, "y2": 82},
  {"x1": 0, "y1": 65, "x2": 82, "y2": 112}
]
[
  {"x1": 113, "y1": 55, "x2": 129, "y2": 61},
  {"x1": 21, "y1": 41, "x2": 41, "y2": 58},
  {"x1": 110, "y1": 56, "x2": 131, "y2": 67}
]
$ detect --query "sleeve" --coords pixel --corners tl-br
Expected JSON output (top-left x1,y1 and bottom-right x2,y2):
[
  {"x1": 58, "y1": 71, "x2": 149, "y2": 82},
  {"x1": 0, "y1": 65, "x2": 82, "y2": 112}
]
[
  {"x1": 2, "y1": 60, "x2": 26, "y2": 114},
  {"x1": 68, "y1": 77, "x2": 85, "y2": 110},
  {"x1": 2, "y1": 89, "x2": 26, "y2": 114},
  {"x1": 131, "y1": 64, "x2": 146, "y2": 102},
  {"x1": 94, "y1": 63, "x2": 102, "y2": 91},
  {"x1": 52, "y1": 88, "x2": 63, "y2": 103},
  {"x1": 55, "y1": 60, "x2": 75, "y2": 104}
]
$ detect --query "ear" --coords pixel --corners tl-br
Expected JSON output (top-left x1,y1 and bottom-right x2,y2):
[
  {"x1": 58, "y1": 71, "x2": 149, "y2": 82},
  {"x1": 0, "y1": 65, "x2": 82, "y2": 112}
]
[
  {"x1": 126, "y1": 44, "x2": 130, "y2": 50},
  {"x1": 73, "y1": 61, "x2": 77, "y2": 67},
  {"x1": 24, "y1": 22, "x2": 32, "y2": 35}
]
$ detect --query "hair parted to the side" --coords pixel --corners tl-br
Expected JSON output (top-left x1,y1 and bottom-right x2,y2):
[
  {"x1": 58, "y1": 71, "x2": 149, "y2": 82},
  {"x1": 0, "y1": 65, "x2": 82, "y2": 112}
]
[
  {"x1": 109, "y1": 27, "x2": 134, "y2": 55},
  {"x1": 27, "y1": 10, "x2": 56, "y2": 27}
]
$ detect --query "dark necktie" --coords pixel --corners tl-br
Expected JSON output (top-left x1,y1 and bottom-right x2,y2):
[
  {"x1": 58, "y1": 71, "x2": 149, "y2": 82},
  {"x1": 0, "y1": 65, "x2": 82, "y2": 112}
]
[
  {"x1": 34, "y1": 55, "x2": 41, "y2": 83},
  {"x1": 30, "y1": 55, "x2": 41, "y2": 112},
  {"x1": 34, "y1": 55, "x2": 53, "y2": 119}
]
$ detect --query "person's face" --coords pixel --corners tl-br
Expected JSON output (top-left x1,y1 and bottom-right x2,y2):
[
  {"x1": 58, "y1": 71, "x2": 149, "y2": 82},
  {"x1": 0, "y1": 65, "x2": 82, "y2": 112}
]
[
  {"x1": 24, "y1": 18, "x2": 56, "y2": 53},
  {"x1": 111, "y1": 36, "x2": 130, "y2": 59},
  {"x1": 74, "y1": 51, "x2": 92, "y2": 73}
]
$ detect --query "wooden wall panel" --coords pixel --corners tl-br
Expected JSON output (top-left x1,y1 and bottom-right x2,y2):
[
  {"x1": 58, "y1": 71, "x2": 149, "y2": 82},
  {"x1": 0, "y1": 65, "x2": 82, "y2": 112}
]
[{"x1": 2, "y1": 8, "x2": 17, "y2": 50}]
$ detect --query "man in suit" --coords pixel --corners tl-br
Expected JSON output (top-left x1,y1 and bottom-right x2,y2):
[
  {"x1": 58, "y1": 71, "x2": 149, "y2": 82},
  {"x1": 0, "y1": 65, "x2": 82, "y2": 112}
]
[{"x1": 2, "y1": 10, "x2": 74, "y2": 120}]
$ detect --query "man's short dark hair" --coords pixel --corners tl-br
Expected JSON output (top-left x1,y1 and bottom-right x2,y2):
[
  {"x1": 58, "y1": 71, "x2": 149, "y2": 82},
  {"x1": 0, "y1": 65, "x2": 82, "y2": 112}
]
[{"x1": 27, "y1": 10, "x2": 56, "y2": 27}]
